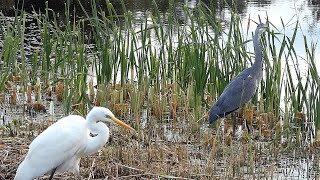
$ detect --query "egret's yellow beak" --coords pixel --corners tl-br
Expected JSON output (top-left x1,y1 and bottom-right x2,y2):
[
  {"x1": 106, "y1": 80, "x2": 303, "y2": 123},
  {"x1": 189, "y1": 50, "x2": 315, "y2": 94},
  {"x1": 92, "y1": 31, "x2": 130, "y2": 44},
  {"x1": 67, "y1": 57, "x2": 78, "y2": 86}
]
[{"x1": 111, "y1": 117, "x2": 135, "y2": 132}]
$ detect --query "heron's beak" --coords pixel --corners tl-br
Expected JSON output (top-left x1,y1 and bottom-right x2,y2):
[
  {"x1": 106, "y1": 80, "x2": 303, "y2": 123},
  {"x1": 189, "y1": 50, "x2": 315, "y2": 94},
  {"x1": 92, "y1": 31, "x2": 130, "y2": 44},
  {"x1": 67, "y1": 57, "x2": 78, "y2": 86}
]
[{"x1": 111, "y1": 117, "x2": 135, "y2": 132}]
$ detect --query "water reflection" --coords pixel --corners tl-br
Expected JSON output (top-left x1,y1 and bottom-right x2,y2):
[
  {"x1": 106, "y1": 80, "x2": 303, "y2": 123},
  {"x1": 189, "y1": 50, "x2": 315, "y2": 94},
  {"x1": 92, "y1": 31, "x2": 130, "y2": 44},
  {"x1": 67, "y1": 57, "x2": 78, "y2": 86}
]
[
  {"x1": 1, "y1": 0, "x2": 319, "y2": 61},
  {"x1": 306, "y1": 1, "x2": 320, "y2": 36},
  {"x1": 0, "y1": 0, "x2": 14, "y2": 15},
  {"x1": 308, "y1": 0, "x2": 320, "y2": 25},
  {"x1": 1, "y1": 0, "x2": 320, "y2": 28}
]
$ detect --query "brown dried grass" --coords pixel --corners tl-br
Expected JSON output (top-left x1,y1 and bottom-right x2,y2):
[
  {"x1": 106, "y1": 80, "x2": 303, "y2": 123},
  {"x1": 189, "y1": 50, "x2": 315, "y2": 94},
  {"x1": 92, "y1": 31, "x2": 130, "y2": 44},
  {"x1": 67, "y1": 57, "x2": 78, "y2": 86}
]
[{"x1": 1, "y1": 85, "x2": 320, "y2": 179}]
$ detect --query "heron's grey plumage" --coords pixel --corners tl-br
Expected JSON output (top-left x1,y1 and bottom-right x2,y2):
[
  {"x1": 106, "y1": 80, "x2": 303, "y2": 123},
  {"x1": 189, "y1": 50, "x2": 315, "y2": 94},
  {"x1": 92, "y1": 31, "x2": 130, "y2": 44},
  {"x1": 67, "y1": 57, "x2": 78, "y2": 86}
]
[{"x1": 209, "y1": 23, "x2": 268, "y2": 124}]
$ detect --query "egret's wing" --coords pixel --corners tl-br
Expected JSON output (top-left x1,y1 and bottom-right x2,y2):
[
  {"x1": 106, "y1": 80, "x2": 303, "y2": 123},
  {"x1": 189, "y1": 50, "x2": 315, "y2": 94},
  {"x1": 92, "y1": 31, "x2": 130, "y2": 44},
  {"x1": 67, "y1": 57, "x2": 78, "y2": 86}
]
[
  {"x1": 25, "y1": 115, "x2": 87, "y2": 176},
  {"x1": 215, "y1": 68, "x2": 258, "y2": 115}
]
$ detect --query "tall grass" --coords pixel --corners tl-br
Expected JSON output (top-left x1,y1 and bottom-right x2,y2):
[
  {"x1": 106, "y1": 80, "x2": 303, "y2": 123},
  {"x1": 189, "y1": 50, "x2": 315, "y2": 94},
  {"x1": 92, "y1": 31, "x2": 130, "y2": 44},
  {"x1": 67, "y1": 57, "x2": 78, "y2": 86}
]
[{"x1": 0, "y1": 0, "x2": 318, "y2": 133}]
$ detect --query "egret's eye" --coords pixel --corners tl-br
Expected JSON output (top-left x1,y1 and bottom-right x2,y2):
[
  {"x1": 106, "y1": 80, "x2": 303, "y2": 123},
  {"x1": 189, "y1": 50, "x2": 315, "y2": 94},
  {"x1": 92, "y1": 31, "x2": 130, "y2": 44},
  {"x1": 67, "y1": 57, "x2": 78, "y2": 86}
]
[{"x1": 105, "y1": 114, "x2": 110, "y2": 119}]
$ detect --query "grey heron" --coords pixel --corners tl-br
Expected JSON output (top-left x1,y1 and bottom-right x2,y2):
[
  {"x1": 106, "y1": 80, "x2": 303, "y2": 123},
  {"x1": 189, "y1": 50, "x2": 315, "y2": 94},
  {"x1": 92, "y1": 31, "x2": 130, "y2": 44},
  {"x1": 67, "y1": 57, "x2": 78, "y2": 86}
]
[{"x1": 209, "y1": 23, "x2": 268, "y2": 124}]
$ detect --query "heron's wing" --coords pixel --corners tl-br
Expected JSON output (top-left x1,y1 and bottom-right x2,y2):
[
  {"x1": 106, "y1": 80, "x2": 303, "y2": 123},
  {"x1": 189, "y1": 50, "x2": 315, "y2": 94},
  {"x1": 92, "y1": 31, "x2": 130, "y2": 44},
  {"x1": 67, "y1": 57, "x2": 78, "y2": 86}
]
[
  {"x1": 215, "y1": 68, "x2": 258, "y2": 115},
  {"x1": 25, "y1": 115, "x2": 87, "y2": 176}
]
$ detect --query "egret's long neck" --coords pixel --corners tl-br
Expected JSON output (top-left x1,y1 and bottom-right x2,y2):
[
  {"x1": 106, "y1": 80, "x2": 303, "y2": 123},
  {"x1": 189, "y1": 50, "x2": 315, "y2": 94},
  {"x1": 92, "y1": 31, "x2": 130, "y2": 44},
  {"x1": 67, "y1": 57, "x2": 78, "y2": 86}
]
[
  {"x1": 84, "y1": 114, "x2": 109, "y2": 155},
  {"x1": 252, "y1": 30, "x2": 263, "y2": 71}
]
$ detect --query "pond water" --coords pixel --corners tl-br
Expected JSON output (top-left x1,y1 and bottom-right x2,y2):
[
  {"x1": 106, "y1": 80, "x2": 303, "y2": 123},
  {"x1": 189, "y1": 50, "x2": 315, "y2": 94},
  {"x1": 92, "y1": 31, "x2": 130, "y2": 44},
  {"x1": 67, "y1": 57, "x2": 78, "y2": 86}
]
[
  {"x1": 2, "y1": 0, "x2": 319, "y2": 75},
  {"x1": 1, "y1": 0, "x2": 319, "y2": 62},
  {"x1": 229, "y1": 0, "x2": 320, "y2": 67}
]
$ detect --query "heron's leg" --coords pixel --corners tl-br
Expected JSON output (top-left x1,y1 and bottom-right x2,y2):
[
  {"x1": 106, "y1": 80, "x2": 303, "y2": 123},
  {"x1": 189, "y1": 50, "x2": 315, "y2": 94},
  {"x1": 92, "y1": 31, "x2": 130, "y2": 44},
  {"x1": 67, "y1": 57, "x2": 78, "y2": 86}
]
[
  {"x1": 48, "y1": 168, "x2": 57, "y2": 180},
  {"x1": 232, "y1": 113, "x2": 237, "y2": 136},
  {"x1": 75, "y1": 171, "x2": 83, "y2": 180},
  {"x1": 74, "y1": 163, "x2": 83, "y2": 180},
  {"x1": 245, "y1": 119, "x2": 251, "y2": 133}
]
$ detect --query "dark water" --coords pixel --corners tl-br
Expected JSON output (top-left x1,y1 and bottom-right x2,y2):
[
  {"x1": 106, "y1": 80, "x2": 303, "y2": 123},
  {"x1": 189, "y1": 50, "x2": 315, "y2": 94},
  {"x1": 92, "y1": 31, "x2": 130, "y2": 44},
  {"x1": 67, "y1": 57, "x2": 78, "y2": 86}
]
[
  {"x1": 2, "y1": 1, "x2": 320, "y2": 28},
  {"x1": 1, "y1": 1, "x2": 319, "y2": 36},
  {"x1": 1, "y1": 0, "x2": 319, "y2": 56}
]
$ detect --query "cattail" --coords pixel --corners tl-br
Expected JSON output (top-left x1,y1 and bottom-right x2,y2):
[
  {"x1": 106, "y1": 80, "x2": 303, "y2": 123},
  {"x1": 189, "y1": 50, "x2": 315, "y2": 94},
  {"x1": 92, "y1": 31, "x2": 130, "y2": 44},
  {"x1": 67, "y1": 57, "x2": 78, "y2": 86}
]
[
  {"x1": 125, "y1": 82, "x2": 131, "y2": 101},
  {"x1": 115, "y1": 83, "x2": 121, "y2": 90},
  {"x1": 0, "y1": 93, "x2": 4, "y2": 104},
  {"x1": 95, "y1": 85, "x2": 102, "y2": 106},
  {"x1": 5, "y1": 81, "x2": 13, "y2": 88},
  {"x1": 56, "y1": 81, "x2": 64, "y2": 101},
  {"x1": 89, "y1": 79, "x2": 95, "y2": 104},
  {"x1": 47, "y1": 85, "x2": 52, "y2": 97},
  {"x1": 276, "y1": 121, "x2": 283, "y2": 134},
  {"x1": 33, "y1": 103, "x2": 46, "y2": 112},
  {"x1": 297, "y1": 111, "x2": 303, "y2": 121},
  {"x1": 27, "y1": 83, "x2": 32, "y2": 104},
  {"x1": 12, "y1": 75, "x2": 21, "y2": 82},
  {"x1": 114, "y1": 103, "x2": 129, "y2": 117},
  {"x1": 34, "y1": 77, "x2": 41, "y2": 103},
  {"x1": 225, "y1": 132, "x2": 233, "y2": 146},
  {"x1": 10, "y1": 85, "x2": 17, "y2": 105},
  {"x1": 245, "y1": 109, "x2": 254, "y2": 122},
  {"x1": 170, "y1": 93, "x2": 177, "y2": 120}
]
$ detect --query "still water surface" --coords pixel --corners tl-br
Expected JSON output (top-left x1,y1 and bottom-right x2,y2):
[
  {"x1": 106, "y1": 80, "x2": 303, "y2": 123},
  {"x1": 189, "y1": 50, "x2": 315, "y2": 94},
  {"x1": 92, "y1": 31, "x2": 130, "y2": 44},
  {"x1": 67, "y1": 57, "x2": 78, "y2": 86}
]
[{"x1": 1, "y1": 0, "x2": 319, "y2": 61}]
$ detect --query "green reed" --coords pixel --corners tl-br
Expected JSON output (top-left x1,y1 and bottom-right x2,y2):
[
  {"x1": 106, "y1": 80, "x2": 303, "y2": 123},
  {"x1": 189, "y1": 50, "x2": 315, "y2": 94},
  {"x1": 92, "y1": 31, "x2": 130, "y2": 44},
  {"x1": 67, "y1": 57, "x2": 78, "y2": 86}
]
[
  {"x1": 302, "y1": 37, "x2": 320, "y2": 129},
  {"x1": 0, "y1": 0, "x2": 318, "y2": 132},
  {"x1": 306, "y1": 47, "x2": 320, "y2": 129},
  {"x1": 263, "y1": 26, "x2": 284, "y2": 117}
]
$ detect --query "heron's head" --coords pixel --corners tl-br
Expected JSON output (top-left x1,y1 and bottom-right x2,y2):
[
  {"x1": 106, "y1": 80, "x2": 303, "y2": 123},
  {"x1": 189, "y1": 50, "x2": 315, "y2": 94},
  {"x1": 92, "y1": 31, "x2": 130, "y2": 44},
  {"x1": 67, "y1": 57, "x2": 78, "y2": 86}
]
[
  {"x1": 89, "y1": 107, "x2": 135, "y2": 131},
  {"x1": 256, "y1": 23, "x2": 268, "y2": 35}
]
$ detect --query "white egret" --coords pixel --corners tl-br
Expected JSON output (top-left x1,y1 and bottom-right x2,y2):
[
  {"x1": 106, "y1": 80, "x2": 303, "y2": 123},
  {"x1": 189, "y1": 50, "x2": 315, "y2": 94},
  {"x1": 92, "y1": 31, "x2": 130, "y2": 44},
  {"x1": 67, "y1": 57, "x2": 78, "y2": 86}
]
[{"x1": 14, "y1": 106, "x2": 135, "y2": 180}]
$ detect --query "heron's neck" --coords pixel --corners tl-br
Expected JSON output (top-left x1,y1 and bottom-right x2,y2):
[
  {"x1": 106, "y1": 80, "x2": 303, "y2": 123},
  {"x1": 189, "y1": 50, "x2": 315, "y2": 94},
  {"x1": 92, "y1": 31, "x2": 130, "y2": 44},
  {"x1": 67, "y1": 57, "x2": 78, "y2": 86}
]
[
  {"x1": 252, "y1": 31, "x2": 263, "y2": 71},
  {"x1": 84, "y1": 118, "x2": 109, "y2": 155}
]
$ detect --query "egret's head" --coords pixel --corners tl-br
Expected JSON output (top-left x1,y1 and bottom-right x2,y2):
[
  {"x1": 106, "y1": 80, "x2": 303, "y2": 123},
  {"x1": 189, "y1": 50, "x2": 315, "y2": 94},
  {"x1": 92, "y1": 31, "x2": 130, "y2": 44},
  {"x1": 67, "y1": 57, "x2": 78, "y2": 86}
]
[{"x1": 89, "y1": 107, "x2": 135, "y2": 131}]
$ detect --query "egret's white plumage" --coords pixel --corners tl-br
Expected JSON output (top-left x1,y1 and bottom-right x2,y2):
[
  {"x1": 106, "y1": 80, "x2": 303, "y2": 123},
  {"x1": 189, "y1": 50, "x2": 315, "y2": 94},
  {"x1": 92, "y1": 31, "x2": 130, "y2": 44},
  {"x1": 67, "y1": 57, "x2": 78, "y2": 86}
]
[{"x1": 15, "y1": 107, "x2": 134, "y2": 180}]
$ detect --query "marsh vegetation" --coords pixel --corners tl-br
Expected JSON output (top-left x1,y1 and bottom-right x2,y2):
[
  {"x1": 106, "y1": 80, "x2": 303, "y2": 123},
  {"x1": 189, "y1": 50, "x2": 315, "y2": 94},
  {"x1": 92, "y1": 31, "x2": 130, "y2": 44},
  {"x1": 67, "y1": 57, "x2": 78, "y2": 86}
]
[{"x1": 0, "y1": 0, "x2": 319, "y2": 179}]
